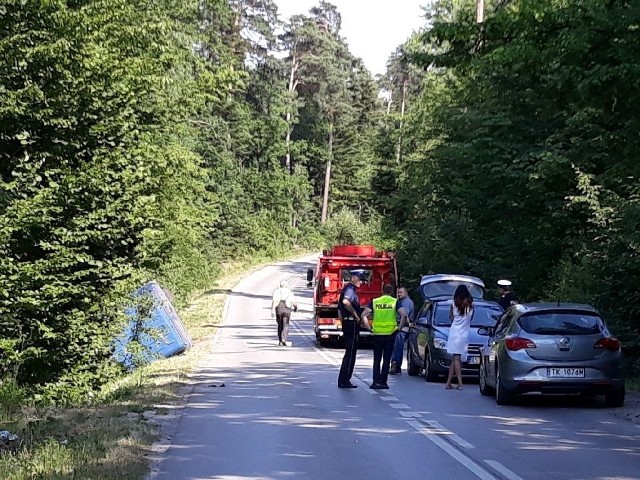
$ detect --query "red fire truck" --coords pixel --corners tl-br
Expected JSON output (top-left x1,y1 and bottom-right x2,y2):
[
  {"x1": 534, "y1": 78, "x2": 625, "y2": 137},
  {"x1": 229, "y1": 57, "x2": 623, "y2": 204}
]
[{"x1": 306, "y1": 245, "x2": 398, "y2": 345}]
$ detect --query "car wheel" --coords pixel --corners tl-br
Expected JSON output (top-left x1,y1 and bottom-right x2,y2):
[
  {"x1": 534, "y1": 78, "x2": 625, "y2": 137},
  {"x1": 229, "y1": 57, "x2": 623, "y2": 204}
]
[
  {"x1": 495, "y1": 365, "x2": 514, "y2": 405},
  {"x1": 424, "y1": 350, "x2": 438, "y2": 382},
  {"x1": 604, "y1": 386, "x2": 625, "y2": 408},
  {"x1": 407, "y1": 347, "x2": 420, "y2": 376},
  {"x1": 479, "y1": 357, "x2": 494, "y2": 396}
]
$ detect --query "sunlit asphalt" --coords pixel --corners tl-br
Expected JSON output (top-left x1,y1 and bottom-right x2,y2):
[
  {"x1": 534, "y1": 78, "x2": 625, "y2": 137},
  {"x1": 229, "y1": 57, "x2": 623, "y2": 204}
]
[{"x1": 148, "y1": 256, "x2": 640, "y2": 480}]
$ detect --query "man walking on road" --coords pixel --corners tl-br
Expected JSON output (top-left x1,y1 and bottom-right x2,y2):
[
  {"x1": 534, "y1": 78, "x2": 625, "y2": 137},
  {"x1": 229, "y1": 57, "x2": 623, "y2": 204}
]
[
  {"x1": 362, "y1": 284, "x2": 398, "y2": 389},
  {"x1": 389, "y1": 287, "x2": 414, "y2": 375},
  {"x1": 337, "y1": 272, "x2": 364, "y2": 388},
  {"x1": 271, "y1": 280, "x2": 298, "y2": 346}
]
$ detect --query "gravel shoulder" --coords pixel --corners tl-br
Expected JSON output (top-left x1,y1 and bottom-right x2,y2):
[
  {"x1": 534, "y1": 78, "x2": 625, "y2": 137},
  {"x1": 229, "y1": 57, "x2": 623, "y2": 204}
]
[{"x1": 613, "y1": 389, "x2": 640, "y2": 424}]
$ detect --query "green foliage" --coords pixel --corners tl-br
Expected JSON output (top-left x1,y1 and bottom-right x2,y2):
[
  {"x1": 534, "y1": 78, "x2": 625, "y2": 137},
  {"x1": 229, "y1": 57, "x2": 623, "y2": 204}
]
[
  {"x1": 322, "y1": 209, "x2": 393, "y2": 250},
  {"x1": 0, "y1": 378, "x2": 26, "y2": 419},
  {"x1": 0, "y1": 0, "x2": 239, "y2": 400},
  {"x1": 379, "y1": 0, "x2": 640, "y2": 373},
  {"x1": 283, "y1": 6, "x2": 382, "y2": 221},
  {"x1": 1, "y1": 0, "x2": 385, "y2": 401}
]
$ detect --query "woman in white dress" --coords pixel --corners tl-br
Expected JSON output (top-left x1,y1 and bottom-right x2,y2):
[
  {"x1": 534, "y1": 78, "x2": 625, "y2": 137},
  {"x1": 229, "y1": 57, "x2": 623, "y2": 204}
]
[{"x1": 445, "y1": 285, "x2": 474, "y2": 389}]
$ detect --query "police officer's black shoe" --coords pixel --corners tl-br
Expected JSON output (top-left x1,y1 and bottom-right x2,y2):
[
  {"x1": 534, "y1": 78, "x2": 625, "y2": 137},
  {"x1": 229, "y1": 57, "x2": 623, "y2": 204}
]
[
  {"x1": 380, "y1": 383, "x2": 390, "y2": 389},
  {"x1": 369, "y1": 382, "x2": 383, "y2": 389},
  {"x1": 338, "y1": 382, "x2": 358, "y2": 389}
]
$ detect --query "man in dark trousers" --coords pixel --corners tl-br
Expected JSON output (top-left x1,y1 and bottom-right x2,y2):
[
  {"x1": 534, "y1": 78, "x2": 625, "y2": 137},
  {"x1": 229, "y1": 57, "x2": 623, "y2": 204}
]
[
  {"x1": 361, "y1": 284, "x2": 398, "y2": 389},
  {"x1": 337, "y1": 272, "x2": 364, "y2": 389},
  {"x1": 271, "y1": 280, "x2": 298, "y2": 346},
  {"x1": 389, "y1": 286, "x2": 414, "y2": 375},
  {"x1": 497, "y1": 279, "x2": 518, "y2": 311}
]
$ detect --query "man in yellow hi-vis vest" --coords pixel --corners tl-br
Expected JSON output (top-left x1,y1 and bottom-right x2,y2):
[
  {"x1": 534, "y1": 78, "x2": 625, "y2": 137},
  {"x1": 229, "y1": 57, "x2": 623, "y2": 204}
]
[{"x1": 361, "y1": 284, "x2": 398, "y2": 390}]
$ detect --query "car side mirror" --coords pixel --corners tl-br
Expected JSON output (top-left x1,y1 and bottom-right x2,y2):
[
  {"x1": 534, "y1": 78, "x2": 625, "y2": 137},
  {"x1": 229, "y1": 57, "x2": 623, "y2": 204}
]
[
  {"x1": 477, "y1": 326, "x2": 493, "y2": 336},
  {"x1": 306, "y1": 268, "x2": 314, "y2": 288}
]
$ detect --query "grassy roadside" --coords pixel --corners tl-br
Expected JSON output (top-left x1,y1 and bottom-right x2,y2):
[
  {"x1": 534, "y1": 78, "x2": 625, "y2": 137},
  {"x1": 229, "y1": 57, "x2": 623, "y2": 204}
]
[{"x1": 0, "y1": 250, "x2": 313, "y2": 480}]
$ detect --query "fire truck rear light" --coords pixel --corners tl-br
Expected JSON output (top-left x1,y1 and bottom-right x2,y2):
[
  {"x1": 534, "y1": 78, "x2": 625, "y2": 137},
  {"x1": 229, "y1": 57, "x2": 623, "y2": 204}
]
[{"x1": 317, "y1": 318, "x2": 335, "y2": 325}]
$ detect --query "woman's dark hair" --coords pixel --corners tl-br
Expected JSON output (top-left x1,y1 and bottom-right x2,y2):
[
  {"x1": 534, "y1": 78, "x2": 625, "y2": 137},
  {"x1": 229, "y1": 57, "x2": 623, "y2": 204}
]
[{"x1": 453, "y1": 285, "x2": 473, "y2": 315}]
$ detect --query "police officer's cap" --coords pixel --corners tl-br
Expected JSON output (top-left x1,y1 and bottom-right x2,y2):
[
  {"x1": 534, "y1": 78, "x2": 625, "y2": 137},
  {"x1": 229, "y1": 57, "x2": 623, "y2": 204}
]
[
  {"x1": 497, "y1": 279, "x2": 512, "y2": 287},
  {"x1": 350, "y1": 269, "x2": 367, "y2": 279}
]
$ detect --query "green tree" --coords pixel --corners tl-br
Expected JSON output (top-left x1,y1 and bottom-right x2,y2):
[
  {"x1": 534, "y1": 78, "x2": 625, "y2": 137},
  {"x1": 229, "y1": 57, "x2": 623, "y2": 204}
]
[
  {"x1": 0, "y1": 0, "x2": 237, "y2": 398},
  {"x1": 385, "y1": 0, "x2": 640, "y2": 371}
]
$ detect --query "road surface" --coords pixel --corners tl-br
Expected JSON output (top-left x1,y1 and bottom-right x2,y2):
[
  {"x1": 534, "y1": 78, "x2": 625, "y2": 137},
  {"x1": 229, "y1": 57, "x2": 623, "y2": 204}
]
[{"x1": 148, "y1": 256, "x2": 640, "y2": 480}]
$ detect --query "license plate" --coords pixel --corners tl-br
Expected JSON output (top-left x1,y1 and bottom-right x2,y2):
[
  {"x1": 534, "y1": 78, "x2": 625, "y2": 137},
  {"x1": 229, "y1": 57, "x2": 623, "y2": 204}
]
[
  {"x1": 467, "y1": 356, "x2": 480, "y2": 365},
  {"x1": 547, "y1": 367, "x2": 585, "y2": 378}
]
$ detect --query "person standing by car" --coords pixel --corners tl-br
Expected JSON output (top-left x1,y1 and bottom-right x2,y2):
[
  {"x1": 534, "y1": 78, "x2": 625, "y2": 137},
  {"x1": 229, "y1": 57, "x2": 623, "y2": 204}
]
[
  {"x1": 389, "y1": 286, "x2": 414, "y2": 375},
  {"x1": 271, "y1": 280, "x2": 298, "y2": 346},
  {"x1": 445, "y1": 285, "x2": 474, "y2": 390},
  {"x1": 497, "y1": 279, "x2": 517, "y2": 311},
  {"x1": 337, "y1": 273, "x2": 364, "y2": 389},
  {"x1": 361, "y1": 284, "x2": 398, "y2": 389}
]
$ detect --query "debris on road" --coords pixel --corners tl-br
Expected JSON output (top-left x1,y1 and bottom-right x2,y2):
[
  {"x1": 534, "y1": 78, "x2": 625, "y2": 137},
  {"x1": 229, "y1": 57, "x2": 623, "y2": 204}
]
[{"x1": 0, "y1": 430, "x2": 20, "y2": 451}]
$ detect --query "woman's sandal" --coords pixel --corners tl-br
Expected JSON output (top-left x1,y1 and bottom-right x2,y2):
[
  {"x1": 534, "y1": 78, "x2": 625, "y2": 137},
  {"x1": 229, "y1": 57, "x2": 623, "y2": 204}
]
[
  {"x1": 445, "y1": 385, "x2": 453, "y2": 389},
  {"x1": 455, "y1": 385, "x2": 463, "y2": 390}
]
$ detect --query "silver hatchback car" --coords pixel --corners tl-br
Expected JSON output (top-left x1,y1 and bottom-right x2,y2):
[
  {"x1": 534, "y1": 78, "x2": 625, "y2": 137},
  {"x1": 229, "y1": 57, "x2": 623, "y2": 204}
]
[{"x1": 478, "y1": 303, "x2": 625, "y2": 406}]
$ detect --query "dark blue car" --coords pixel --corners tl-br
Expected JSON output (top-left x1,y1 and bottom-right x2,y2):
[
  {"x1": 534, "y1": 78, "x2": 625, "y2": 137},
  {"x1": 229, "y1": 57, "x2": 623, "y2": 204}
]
[{"x1": 406, "y1": 275, "x2": 503, "y2": 381}]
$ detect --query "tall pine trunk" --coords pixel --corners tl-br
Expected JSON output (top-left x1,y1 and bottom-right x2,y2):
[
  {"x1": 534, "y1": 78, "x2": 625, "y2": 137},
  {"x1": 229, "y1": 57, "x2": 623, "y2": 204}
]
[
  {"x1": 285, "y1": 55, "x2": 299, "y2": 173},
  {"x1": 395, "y1": 77, "x2": 407, "y2": 164},
  {"x1": 321, "y1": 119, "x2": 334, "y2": 224},
  {"x1": 476, "y1": 0, "x2": 484, "y2": 23}
]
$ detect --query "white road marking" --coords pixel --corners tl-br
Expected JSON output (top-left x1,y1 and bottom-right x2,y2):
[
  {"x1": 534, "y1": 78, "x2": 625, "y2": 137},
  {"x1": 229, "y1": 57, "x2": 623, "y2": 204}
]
[
  {"x1": 484, "y1": 460, "x2": 524, "y2": 480},
  {"x1": 407, "y1": 420, "x2": 496, "y2": 480},
  {"x1": 424, "y1": 420, "x2": 475, "y2": 449},
  {"x1": 270, "y1": 263, "x2": 526, "y2": 480},
  {"x1": 291, "y1": 318, "x2": 496, "y2": 477},
  {"x1": 399, "y1": 411, "x2": 422, "y2": 418}
]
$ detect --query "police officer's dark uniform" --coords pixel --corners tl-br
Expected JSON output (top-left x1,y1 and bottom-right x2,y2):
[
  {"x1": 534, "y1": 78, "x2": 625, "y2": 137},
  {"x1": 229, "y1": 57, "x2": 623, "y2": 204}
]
[
  {"x1": 364, "y1": 285, "x2": 398, "y2": 390},
  {"x1": 337, "y1": 274, "x2": 363, "y2": 388},
  {"x1": 497, "y1": 279, "x2": 517, "y2": 311}
]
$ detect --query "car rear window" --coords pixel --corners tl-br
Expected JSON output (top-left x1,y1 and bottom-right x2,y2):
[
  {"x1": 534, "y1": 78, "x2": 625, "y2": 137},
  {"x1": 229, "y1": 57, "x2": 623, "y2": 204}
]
[
  {"x1": 518, "y1": 312, "x2": 604, "y2": 335},
  {"x1": 421, "y1": 281, "x2": 484, "y2": 300},
  {"x1": 434, "y1": 304, "x2": 503, "y2": 327}
]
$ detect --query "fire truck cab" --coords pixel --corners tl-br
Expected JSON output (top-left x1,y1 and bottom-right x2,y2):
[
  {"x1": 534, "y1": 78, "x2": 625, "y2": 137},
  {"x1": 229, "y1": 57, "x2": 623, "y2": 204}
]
[{"x1": 307, "y1": 245, "x2": 398, "y2": 346}]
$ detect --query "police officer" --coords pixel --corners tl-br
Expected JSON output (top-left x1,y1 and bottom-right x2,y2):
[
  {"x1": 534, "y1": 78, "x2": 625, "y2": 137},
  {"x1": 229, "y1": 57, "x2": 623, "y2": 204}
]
[
  {"x1": 337, "y1": 272, "x2": 364, "y2": 389},
  {"x1": 361, "y1": 284, "x2": 398, "y2": 390},
  {"x1": 497, "y1": 279, "x2": 518, "y2": 311}
]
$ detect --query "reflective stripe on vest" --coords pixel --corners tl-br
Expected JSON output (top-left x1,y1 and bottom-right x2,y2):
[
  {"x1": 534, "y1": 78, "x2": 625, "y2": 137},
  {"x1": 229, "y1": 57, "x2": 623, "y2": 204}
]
[{"x1": 372, "y1": 295, "x2": 397, "y2": 335}]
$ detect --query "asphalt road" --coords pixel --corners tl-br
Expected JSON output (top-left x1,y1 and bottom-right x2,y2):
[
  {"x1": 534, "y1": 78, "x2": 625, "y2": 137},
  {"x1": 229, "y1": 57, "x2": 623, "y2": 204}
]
[{"x1": 149, "y1": 256, "x2": 640, "y2": 480}]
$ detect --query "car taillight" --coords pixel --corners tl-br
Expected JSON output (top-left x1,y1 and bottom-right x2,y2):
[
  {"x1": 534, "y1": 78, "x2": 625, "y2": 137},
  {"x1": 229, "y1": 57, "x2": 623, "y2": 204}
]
[
  {"x1": 594, "y1": 337, "x2": 621, "y2": 352},
  {"x1": 505, "y1": 337, "x2": 537, "y2": 351}
]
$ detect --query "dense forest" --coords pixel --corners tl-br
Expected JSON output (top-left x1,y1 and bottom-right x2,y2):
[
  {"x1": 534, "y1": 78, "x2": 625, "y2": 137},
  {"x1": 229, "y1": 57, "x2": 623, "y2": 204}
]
[{"x1": 1, "y1": 0, "x2": 638, "y2": 401}]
